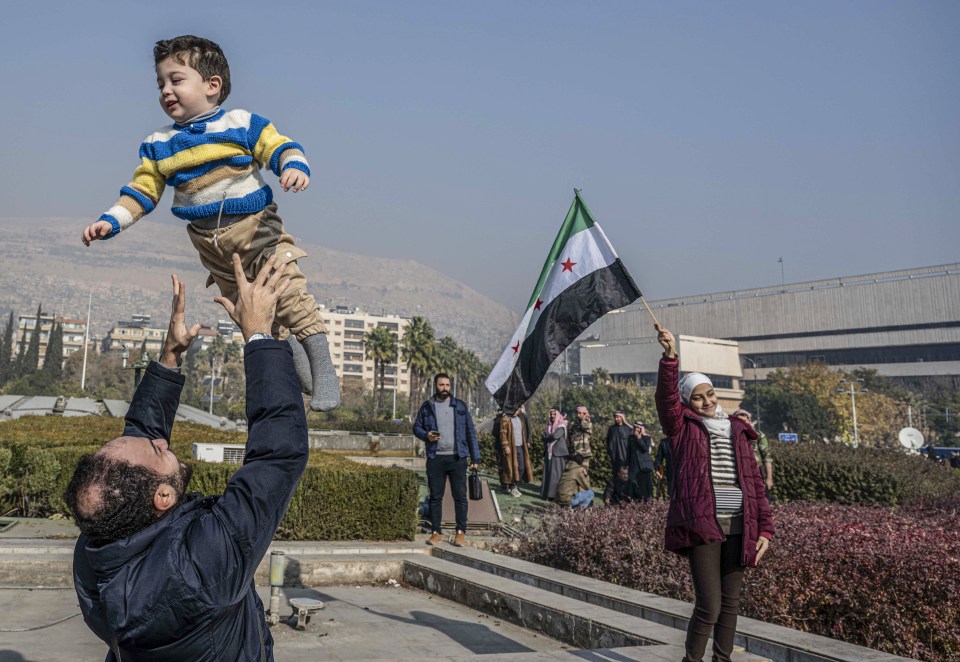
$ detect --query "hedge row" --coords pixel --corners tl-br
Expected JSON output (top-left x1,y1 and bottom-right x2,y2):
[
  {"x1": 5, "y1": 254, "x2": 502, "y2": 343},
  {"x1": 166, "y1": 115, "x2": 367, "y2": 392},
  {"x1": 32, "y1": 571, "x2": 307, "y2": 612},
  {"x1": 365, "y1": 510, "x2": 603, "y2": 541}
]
[
  {"x1": 0, "y1": 417, "x2": 419, "y2": 541},
  {"x1": 769, "y1": 442, "x2": 960, "y2": 505},
  {"x1": 498, "y1": 499, "x2": 960, "y2": 661}
]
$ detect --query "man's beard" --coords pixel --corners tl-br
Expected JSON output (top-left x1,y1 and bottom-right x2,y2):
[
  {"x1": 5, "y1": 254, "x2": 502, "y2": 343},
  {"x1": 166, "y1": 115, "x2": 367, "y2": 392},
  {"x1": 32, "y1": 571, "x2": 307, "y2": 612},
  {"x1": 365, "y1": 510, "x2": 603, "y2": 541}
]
[
  {"x1": 169, "y1": 462, "x2": 194, "y2": 500},
  {"x1": 435, "y1": 391, "x2": 450, "y2": 400}
]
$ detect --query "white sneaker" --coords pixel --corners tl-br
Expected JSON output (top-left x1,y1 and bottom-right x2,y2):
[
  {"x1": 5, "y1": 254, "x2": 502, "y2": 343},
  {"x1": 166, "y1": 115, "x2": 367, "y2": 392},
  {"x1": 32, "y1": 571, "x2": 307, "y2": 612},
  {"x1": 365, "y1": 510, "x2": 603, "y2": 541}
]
[{"x1": 510, "y1": 488, "x2": 521, "y2": 497}]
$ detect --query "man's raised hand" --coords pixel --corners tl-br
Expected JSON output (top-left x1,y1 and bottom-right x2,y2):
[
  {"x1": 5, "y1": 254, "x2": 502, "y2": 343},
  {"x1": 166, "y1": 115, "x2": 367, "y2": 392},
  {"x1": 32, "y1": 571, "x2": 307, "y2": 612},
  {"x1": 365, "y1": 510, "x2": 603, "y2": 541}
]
[
  {"x1": 215, "y1": 254, "x2": 290, "y2": 340},
  {"x1": 160, "y1": 275, "x2": 201, "y2": 369}
]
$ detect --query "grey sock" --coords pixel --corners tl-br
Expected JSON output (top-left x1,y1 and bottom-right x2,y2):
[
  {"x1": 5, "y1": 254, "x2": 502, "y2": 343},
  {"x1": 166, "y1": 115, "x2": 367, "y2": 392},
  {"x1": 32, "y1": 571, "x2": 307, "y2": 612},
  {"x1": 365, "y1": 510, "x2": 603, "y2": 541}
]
[
  {"x1": 286, "y1": 336, "x2": 312, "y2": 396},
  {"x1": 302, "y1": 333, "x2": 340, "y2": 412}
]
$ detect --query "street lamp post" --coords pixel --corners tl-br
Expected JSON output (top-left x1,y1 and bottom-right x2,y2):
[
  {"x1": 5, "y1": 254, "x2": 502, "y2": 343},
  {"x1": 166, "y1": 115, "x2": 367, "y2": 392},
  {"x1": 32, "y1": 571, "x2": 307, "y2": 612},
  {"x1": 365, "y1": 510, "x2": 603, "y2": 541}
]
[
  {"x1": 838, "y1": 378, "x2": 867, "y2": 448},
  {"x1": 742, "y1": 357, "x2": 763, "y2": 425},
  {"x1": 392, "y1": 332, "x2": 400, "y2": 420}
]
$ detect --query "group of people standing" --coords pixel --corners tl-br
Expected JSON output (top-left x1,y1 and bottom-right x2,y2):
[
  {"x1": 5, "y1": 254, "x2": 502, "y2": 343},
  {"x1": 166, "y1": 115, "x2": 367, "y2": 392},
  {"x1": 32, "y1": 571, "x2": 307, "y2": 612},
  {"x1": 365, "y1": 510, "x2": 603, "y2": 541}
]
[{"x1": 493, "y1": 404, "x2": 661, "y2": 508}]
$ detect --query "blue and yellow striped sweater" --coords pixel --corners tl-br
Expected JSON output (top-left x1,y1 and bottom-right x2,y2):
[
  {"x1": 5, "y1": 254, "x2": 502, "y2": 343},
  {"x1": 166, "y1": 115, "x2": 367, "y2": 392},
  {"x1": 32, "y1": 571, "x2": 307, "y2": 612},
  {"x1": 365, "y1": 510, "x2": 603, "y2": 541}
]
[{"x1": 99, "y1": 108, "x2": 310, "y2": 238}]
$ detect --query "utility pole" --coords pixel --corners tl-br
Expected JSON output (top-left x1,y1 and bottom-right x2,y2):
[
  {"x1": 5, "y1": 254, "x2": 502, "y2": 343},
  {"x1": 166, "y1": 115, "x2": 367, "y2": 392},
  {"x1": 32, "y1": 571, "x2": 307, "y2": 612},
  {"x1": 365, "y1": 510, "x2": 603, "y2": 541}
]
[
  {"x1": 778, "y1": 257, "x2": 785, "y2": 288},
  {"x1": 80, "y1": 291, "x2": 92, "y2": 391},
  {"x1": 838, "y1": 378, "x2": 867, "y2": 448},
  {"x1": 391, "y1": 332, "x2": 399, "y2": 420}
]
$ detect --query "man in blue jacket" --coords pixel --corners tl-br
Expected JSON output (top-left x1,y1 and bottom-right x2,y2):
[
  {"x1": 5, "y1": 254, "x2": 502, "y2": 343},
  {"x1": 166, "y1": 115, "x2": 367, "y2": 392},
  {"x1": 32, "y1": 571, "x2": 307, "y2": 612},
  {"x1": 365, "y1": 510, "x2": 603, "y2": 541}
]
[
  {"x1": 65, "y1": 254, "x2": 306, "y2": 661},
  {"x1": 413, "y1": 373, "x2": 480, "y2": 547}
]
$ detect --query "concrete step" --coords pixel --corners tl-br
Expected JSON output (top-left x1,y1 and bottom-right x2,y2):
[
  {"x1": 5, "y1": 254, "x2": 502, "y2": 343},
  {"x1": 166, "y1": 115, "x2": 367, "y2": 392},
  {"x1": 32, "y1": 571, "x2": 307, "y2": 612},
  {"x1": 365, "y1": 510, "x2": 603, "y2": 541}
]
[
  {"x1": 431, "y1": 545, "x2": 917, "y2": 662},
  {"x1": 404, "y1": 553, "x2": 770, "y2": 661},
  {"x1": 0, "y1": 539, "x2": 431, "y2": 589}
]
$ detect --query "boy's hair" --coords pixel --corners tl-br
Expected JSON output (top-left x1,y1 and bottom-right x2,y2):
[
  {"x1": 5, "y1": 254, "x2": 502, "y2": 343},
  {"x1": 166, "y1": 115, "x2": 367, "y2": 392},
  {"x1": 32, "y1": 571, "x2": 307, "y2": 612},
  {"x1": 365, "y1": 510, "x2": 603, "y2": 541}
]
[{"x1": 154, "y1": 35, "x2": 231, "y2": 104}]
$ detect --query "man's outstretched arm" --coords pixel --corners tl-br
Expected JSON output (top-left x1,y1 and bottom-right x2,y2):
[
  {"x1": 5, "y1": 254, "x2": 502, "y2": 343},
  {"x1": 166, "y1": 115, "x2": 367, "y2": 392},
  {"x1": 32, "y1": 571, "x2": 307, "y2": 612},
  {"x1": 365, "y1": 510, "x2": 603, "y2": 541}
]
[
  {"x1": 123, "y1": 275, "x2": 199, "y2": 441},
  {"x1": 187, "y1": 255, "x2": 309, "y2": 603}
]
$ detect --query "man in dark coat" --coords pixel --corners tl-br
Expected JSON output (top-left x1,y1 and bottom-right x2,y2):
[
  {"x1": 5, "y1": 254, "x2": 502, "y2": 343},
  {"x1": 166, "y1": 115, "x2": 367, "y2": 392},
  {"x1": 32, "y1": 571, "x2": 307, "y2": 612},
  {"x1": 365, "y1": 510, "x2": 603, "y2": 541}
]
[
  {"x1": 605, "y1": 411, "x2": 632, "y2": 479},
  {"x1": 66, "y1": 256, "x2": 306, "y2": 661},
  {"x1": 627, "y1": 422, "x2": 654, "y2": 501}
]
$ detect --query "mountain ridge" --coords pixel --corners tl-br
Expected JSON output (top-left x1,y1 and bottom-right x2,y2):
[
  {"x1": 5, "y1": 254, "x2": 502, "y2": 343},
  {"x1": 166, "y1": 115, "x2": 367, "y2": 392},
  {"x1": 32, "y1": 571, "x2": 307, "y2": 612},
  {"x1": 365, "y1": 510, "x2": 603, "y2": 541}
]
[{"x1": 0, "y1": 217, "x2": 517, "y2": 361}]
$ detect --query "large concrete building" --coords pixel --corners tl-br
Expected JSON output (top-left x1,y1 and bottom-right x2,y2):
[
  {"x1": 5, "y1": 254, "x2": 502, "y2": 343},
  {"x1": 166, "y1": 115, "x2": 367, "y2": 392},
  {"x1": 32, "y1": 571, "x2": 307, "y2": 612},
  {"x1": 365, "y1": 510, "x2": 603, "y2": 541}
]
[{"x1": 578, "y1": 263, "x2": 960, "y2": 387}]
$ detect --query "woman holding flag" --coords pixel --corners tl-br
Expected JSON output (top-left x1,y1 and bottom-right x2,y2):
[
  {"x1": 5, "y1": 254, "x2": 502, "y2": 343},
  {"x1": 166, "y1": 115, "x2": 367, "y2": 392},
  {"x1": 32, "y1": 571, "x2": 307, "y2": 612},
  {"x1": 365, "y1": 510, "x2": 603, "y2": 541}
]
[{"x1": 654, "y1": 324, "x2": 774, "y2": 662}]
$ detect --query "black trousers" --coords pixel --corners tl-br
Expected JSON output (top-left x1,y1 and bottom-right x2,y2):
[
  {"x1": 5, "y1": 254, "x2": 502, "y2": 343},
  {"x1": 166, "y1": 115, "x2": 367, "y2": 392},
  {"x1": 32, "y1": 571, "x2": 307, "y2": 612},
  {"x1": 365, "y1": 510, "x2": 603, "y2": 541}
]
[
  {"x1": 426, "y1": 455, "x2": 468, "y2": 533},
  {"x1": 684, "y1": 535, "x2": 745, "y2": 662}
]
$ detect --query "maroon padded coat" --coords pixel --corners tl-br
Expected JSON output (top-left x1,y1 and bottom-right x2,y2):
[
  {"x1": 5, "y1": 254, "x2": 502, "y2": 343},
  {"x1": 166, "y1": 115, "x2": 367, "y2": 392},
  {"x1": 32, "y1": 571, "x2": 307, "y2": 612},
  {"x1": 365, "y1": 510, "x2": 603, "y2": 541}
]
[{"x1": 656, "y1": 356, "x2": 775, "y2": 567}]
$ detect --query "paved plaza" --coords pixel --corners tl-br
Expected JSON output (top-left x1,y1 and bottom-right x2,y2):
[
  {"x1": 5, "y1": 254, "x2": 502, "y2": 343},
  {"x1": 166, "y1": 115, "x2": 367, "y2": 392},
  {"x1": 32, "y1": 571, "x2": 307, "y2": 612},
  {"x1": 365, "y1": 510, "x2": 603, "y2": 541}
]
[{"x1": 0, "y1": 585, "x2": 570, "y2": 662}]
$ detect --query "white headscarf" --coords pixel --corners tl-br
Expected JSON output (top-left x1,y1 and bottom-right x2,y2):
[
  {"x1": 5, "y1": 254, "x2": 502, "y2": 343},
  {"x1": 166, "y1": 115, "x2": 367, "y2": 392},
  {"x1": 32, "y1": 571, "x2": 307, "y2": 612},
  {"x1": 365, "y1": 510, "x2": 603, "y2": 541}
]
[{"x1": 679, "y1": 372, "x2": 713, "y2": 404}]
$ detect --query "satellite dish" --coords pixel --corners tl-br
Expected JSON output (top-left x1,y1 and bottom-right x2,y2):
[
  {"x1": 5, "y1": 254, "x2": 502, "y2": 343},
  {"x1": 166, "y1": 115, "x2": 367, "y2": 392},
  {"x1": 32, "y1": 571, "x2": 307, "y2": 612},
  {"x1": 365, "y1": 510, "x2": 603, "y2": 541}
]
[{"x1": 898, "y1": 427, "x2": 924, "y2": 450}]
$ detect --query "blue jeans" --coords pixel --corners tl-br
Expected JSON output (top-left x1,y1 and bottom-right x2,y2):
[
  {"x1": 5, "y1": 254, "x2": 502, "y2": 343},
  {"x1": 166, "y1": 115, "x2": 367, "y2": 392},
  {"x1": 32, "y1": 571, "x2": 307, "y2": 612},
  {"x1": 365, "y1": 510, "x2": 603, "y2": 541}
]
[
  {"x1": 570, "y1": 489, "x2": 594, "y2": 509},
  {"x1": 426, "y1": 455, "x2": 468, "y2": 533}
]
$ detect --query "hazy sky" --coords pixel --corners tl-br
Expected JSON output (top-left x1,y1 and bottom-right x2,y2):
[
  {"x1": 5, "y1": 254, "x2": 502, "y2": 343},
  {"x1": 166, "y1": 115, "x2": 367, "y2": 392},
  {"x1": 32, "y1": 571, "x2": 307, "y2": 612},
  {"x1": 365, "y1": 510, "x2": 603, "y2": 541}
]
[{"x1": 1, "y1": 1, "x2": 957, "y2": 312}]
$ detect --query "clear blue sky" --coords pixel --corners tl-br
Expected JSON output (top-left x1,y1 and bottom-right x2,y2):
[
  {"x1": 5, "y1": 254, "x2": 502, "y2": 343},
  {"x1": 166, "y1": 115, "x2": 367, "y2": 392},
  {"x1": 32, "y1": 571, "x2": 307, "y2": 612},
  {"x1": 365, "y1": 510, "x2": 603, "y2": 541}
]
[{"x1": 2, "y1": 1, "x2": 957, "y2": 311}]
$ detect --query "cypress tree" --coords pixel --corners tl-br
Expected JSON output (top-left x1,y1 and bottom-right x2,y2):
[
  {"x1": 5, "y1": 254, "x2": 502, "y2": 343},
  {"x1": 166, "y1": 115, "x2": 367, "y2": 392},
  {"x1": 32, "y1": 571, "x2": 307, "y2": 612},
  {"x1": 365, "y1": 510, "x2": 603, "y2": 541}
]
[
  {"x1": 42, "y1": 322, "x2": 64, "y2": 379},
  {"x1": 0, "y1": 311, "x2": 13, "y2": 384},
  {"x1": 21, "y1": 305, "x2": 43, "y2": 376}
]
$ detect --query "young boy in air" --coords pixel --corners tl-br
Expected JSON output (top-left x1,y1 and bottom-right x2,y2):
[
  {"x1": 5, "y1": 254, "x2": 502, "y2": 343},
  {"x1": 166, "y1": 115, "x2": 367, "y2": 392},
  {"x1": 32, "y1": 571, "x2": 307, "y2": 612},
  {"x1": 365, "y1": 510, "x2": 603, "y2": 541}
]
[{"x1": 81, "y1": 35, "x2": 338, "y2": 411}]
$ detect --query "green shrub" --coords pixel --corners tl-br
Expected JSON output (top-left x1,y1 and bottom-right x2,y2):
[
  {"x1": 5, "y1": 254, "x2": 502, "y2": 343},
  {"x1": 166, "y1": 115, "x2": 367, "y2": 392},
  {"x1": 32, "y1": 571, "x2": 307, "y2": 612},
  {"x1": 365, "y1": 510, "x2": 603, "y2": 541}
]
[
  {"x1": 771, "y1": 443, "x2": 960, "y2": 505},
  {"x1": 0, "y1": 417, "x2": 418, "y2": 540}
]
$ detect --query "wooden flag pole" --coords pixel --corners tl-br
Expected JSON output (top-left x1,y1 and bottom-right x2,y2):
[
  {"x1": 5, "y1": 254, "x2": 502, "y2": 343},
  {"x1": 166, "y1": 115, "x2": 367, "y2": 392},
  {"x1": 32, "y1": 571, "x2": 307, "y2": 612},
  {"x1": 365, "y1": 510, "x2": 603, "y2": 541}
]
[{"x1": 639, "y1": 295, "x2": 661, "y2": 329}]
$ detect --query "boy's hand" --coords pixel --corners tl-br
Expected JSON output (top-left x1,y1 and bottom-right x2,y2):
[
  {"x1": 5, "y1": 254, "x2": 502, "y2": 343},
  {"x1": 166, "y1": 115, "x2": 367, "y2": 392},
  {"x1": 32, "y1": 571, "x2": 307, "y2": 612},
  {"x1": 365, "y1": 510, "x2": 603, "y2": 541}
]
[
  {"x1": 81, "y1": 220, "x2": 113, "y2": 246},
  {"x1": 215, "y1": 254, "x2": 290, "y2": 340},
  {"x1": 655, "y1": 324, "x2": 678, "y2": 359},
  {"x1": 279, "y1": 169, "x2": 309, "y2": 193},
  {"x1": 160, "y1": 274, "x2": 201, "y2": 368}
]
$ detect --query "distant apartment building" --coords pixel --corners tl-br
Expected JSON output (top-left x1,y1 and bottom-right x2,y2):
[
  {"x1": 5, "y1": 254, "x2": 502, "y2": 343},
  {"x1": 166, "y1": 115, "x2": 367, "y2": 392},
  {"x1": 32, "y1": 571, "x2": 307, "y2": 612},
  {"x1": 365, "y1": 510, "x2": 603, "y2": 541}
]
[
  {"x1": 100, "y1": 309, "x2": 413, "y2": 394},
  {"x1": 321, "y1": 306, "x2": 412, "y2": 395},
  {"x1": 101, "y1": 314, "x2": 166, "y2": 359},
  {"x1": 14, "y1": 313, "x2": 89, "y2": 369}
]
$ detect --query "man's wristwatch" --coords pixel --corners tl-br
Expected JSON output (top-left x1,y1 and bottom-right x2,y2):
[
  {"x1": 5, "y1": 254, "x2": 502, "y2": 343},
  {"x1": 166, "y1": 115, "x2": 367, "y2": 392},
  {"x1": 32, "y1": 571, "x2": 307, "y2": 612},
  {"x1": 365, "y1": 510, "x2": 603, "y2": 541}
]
[{"x1": 246, "y1": 332, "x2": 273, "y2": 343}]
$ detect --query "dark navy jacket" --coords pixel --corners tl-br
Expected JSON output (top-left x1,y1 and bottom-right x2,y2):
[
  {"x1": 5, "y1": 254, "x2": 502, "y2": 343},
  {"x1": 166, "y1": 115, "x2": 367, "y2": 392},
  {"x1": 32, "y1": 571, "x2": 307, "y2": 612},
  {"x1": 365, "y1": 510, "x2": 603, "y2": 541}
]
[
  {"x1": 72, "y1": 340, "x2": 307, "y2": 661},
  {"x1": 413, "y1": 396, "x2": 481, "y2": 463}
]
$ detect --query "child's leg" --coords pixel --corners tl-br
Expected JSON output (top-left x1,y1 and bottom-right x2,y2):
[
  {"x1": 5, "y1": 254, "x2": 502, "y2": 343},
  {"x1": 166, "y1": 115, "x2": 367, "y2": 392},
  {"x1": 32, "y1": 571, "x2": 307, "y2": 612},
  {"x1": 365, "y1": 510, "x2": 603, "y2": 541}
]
[
  {"x1": 286, "y1": 336, "x2": 313, "y2": 396},
  {"x1": 187, "y1": 219, "x2": 291, "y2": 340},
  {"x1": 254, "y1": 208, "x2": 339, "y2": 412}
]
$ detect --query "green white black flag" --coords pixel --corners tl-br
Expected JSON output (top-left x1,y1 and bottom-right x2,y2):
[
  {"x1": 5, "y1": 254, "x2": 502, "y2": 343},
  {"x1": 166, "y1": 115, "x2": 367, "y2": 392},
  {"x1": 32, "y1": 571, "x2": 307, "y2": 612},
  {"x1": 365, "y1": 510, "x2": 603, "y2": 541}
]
[{"x1": 485, "y1": 191, "x2": 642, "y2": 412}]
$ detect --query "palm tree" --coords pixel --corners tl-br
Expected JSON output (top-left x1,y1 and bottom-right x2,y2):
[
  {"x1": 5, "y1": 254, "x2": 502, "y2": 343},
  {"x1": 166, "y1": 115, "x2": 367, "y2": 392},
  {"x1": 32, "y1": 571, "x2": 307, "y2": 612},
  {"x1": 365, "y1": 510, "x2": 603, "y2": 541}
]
[
  {"x1": 400, "y1": 317, "x2": 435, "y2": 415},
  {"x1": 435, "y1": 336, "x2": 460, "y2": 393},
  {"x1": 592, "y1": 367, "x2": 611, "y2": 385},
  {"x1": 364, "y1": 325, "x2": 398, "y2": 417}
]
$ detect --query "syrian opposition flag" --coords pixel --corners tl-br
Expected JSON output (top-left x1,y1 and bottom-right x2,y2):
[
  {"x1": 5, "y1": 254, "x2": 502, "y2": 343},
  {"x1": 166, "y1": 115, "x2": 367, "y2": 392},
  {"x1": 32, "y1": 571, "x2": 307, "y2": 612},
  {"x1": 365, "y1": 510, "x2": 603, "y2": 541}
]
[{"x1": 485, "y1": 191, "x2": 642, "y2": 413}]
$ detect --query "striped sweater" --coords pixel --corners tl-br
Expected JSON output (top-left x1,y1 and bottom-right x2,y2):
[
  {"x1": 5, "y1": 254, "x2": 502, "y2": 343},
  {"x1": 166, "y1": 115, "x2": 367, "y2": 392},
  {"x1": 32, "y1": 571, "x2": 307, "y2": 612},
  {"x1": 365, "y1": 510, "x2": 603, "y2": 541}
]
[
  {"x1": 99, "y1": 108, "x2": 309, "y2": 238},
  {"x1": 702, "y1": 414, "x2": 744, "y2": 515}
]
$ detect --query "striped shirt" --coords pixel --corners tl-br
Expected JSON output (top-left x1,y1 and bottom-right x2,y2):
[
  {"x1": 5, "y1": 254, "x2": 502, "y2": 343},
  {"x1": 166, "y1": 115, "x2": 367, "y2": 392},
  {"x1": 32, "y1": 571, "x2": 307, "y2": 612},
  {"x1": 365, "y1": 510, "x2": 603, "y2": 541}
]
[
  {"x1": 704, "y1": 417, "x2": 743, "y2": 514},
  {"x1": 98, "y1": 108, "x2": 309, "y2": 238}
]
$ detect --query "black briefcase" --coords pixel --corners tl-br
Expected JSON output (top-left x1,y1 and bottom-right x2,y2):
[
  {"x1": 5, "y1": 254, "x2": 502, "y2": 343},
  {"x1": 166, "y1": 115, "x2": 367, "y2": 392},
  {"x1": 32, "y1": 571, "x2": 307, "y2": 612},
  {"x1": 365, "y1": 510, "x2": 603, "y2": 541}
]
[{"x1": 468, "y1": 469, "x2": 483, "y2": 501}]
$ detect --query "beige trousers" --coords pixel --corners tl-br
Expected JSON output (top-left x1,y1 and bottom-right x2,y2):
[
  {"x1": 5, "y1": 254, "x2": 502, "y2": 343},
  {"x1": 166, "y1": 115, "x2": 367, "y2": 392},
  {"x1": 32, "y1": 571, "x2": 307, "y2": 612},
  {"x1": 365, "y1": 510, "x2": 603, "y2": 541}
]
[{"x1": 186, "y1": 204, "x2": 326, "y2": 340}]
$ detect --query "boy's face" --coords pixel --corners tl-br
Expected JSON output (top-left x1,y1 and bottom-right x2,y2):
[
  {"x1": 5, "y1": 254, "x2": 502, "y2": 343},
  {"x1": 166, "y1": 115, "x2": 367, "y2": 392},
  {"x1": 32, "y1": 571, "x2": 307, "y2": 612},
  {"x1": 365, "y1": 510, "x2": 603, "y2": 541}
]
[{"x1": 156, "y1": 56, "x2": 221, "y2": 123}]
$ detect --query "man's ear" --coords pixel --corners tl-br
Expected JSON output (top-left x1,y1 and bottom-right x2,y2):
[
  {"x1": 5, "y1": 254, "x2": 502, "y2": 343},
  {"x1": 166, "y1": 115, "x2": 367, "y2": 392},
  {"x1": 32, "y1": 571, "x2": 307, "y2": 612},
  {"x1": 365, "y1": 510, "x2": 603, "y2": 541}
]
[
  {"x1": 153, "y1": 483, "x2": 178, "y2": 512},
  {"x1": 206, "y1": 75, "x2": 223, "y2": 100}
]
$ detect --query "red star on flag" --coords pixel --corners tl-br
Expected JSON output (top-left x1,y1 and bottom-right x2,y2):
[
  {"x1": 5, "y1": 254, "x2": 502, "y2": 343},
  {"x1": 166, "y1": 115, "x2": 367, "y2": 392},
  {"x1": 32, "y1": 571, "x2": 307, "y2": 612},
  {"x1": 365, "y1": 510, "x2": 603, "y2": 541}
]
[
  {"x1": 511, "y1": 341, "x2": 521, "y2": 354},
  {"x1": 561, "y1": 257, "x2": 577, "y2": 272},
  {"x1": 534, "y1": 298, "x2": 543, "y2": 310}
]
